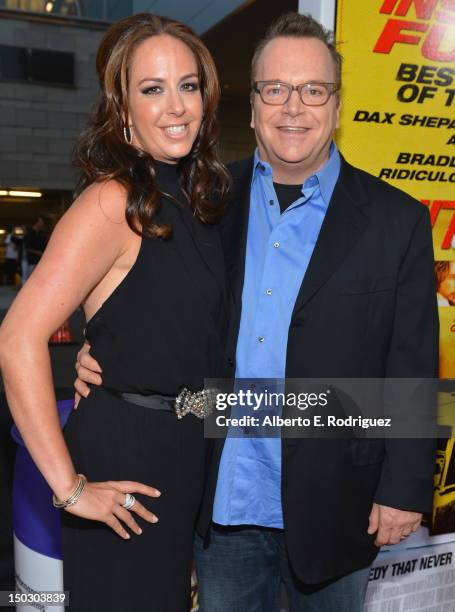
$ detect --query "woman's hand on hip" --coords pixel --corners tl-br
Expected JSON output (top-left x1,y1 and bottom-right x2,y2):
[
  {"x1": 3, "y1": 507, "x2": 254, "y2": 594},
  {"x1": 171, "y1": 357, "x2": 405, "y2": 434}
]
[{"x1": 65, "y1": 480, "x2": 160, "y2": 539}]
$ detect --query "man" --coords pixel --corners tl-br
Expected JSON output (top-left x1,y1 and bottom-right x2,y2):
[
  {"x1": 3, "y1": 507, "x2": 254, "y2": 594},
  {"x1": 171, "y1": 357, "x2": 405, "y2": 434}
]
[
  {"x1": 75, "y1": 13, "x2": 438, "y2": 611},
  {"x1": 3, "y1": 226, "x2": 19, "y2": 285},
  {"x1": 23, "y1": 216, "x2": 47, "y2": 282}
]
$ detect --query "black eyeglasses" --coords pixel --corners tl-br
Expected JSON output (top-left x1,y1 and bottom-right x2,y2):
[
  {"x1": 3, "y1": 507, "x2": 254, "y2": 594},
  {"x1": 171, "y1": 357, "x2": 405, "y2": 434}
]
[{"x1": 253, "y1": 81, "x2": 339, "y2": 106}]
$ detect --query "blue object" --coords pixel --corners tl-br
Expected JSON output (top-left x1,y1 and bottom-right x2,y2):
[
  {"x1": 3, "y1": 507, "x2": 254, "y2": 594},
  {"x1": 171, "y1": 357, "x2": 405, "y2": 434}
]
[{"x1": 11, "y1": 399, "x2": 74, "y2": 560}]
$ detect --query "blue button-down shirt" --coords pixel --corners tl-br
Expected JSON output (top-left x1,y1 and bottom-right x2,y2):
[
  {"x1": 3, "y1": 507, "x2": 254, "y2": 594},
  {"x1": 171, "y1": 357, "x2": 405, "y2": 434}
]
[{"x1": 212, "y1": 144, "x2": 341, "y2": 528}]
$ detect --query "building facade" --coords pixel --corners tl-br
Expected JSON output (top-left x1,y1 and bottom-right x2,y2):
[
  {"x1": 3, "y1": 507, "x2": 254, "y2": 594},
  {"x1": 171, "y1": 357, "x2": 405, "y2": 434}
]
[{"x1": 0, "y1": 9, "x2": 107, "y2": 226}]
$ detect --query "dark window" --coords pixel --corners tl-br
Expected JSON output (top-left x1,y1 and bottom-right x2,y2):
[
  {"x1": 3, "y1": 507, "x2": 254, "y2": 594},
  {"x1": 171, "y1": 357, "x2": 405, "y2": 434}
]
[
  {"x1": 30, "y1": 49, "x2": 74, "y2": 86},
  {"x1": 0, "y1": 45, "x2": 27, "y2": 81},
  {"x1": 0, "y1": 45, "x2": 74, "y2": 87}
]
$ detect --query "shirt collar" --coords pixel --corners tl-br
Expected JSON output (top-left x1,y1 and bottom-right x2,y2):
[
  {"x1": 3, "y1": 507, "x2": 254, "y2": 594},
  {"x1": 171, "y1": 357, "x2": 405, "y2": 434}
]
[
  {"x1": 253, "y1": 142, "x2": 341, "y2": 207},
  {"x1": 253, "y1": 150, "x2": 273, "y2": 178},
  {"x1": 315, "y1": 142, "x2": 341, "y2": 205}
]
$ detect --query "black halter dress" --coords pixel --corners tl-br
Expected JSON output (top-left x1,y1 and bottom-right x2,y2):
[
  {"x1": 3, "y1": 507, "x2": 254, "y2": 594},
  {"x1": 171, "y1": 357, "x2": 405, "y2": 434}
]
[{"x1": 61, "y1": 161, "x2": 229, "y2": 611}]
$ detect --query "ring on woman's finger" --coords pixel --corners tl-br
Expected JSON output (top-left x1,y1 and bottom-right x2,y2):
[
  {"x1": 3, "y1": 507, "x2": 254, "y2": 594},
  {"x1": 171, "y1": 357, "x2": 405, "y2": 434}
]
[{"x1": 122, "y1": 493, "x2": 136, "y2": 510}]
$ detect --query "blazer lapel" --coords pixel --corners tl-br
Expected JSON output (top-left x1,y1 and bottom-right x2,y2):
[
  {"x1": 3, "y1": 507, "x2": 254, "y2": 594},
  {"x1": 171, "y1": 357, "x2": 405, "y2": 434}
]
[
  {"x1": 292, "y1": 158, "x2": 370, "y2": 315},
  {"x1": 221, "y1": 157, "x2": 255, "y2": 312}
]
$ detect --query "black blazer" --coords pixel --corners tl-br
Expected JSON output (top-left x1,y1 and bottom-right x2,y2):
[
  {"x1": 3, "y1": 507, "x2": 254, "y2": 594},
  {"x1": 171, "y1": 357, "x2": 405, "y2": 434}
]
[{"x1": 198, "y1": 155, "x2": 439, "y2": 584}]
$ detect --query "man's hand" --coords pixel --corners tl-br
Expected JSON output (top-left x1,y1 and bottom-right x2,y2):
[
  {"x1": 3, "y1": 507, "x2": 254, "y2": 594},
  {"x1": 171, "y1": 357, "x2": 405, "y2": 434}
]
[
  {"x1": 74, "y1": 341, "x2": 103, "y2": 408},
  {"x1": 368, "y1": 503, "x2": 422, "y2": 547}
]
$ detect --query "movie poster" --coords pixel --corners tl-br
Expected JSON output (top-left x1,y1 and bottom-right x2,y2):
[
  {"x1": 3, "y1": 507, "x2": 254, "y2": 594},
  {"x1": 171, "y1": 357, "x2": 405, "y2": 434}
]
[{"x1": 336, "y1": 1, "x2": 455, "y2": 606}]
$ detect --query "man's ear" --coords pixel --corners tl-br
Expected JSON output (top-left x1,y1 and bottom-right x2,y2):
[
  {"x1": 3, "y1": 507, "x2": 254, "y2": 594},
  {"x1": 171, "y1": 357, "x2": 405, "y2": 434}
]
[
  {"x1": 335, "y1": 98, "x2": 341, "y2": 130},
  {"x1": 250, "y1": 95, "x2": 255, "y2": 130}
]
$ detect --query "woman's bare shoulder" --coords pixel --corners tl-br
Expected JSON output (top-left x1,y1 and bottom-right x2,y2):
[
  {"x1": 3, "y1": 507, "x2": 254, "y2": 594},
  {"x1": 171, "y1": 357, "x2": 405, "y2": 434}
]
[{"x1": 70, "y1": 179, "x2": 130, "y2": 226}]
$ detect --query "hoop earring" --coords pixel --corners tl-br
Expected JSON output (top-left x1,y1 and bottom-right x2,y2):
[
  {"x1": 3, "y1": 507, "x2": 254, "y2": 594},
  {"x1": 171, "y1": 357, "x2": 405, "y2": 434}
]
[{"x1": 123, "y1": 125, "x2": 132, "y2": 145}]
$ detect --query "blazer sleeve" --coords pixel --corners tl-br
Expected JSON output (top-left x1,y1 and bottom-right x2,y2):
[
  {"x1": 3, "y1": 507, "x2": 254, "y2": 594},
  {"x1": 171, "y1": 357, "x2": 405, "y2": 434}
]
[{"x1": 373, "y1": 205, "x2": 439, "y2": 513}]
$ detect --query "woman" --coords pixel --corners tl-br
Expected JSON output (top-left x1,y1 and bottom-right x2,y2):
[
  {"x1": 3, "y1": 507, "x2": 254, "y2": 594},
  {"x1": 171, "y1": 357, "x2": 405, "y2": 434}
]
[{"x1": 0, "y1": 13, "x2": 230, "y2": 611}]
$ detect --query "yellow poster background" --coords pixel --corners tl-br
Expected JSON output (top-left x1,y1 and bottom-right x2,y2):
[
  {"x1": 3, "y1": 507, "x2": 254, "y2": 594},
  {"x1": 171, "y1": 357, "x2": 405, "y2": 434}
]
[{"x1": 336, "y1": 0, "x2": 454, "y2": 260}]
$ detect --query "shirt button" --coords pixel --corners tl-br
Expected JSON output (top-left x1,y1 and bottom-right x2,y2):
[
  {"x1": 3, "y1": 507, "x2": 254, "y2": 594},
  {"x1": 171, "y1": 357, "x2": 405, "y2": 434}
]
[
  {"x1": 266, "y1": 288, "x2": 272, "y2": 295},
  {"x1": 258, "y1": 336, "x2": 265, "y2": 343},
  {"x1": 269, "y1": 199, "x2": 274, "y2": 206},
  {"x1": 273, "y1": 242, "x2": 280, "y2": 248}
]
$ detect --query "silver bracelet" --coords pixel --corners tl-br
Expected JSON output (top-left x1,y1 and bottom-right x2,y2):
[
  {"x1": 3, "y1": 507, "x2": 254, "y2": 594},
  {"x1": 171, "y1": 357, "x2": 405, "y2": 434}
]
[{"x1": 52, "y1": 474, "x2": 87, "y2": 509}]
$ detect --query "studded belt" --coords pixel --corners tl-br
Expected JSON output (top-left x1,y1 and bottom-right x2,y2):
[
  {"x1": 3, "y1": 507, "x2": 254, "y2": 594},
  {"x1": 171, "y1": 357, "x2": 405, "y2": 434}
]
[{"x1": 103, "y1": 386, "x2": 213, "y2": 420}]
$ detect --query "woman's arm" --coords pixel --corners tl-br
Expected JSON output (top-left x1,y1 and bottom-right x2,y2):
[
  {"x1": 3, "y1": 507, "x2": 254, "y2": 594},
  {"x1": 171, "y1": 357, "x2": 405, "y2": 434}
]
[{"x1": 0, "y1": 181, "x2": 159, "y2": 537}]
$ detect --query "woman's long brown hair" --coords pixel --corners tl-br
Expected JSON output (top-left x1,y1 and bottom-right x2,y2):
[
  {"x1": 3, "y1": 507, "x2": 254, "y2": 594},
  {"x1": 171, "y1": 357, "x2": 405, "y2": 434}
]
[{"x1": 73, "y1": 13, "x2": 230, "y2": 238}]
